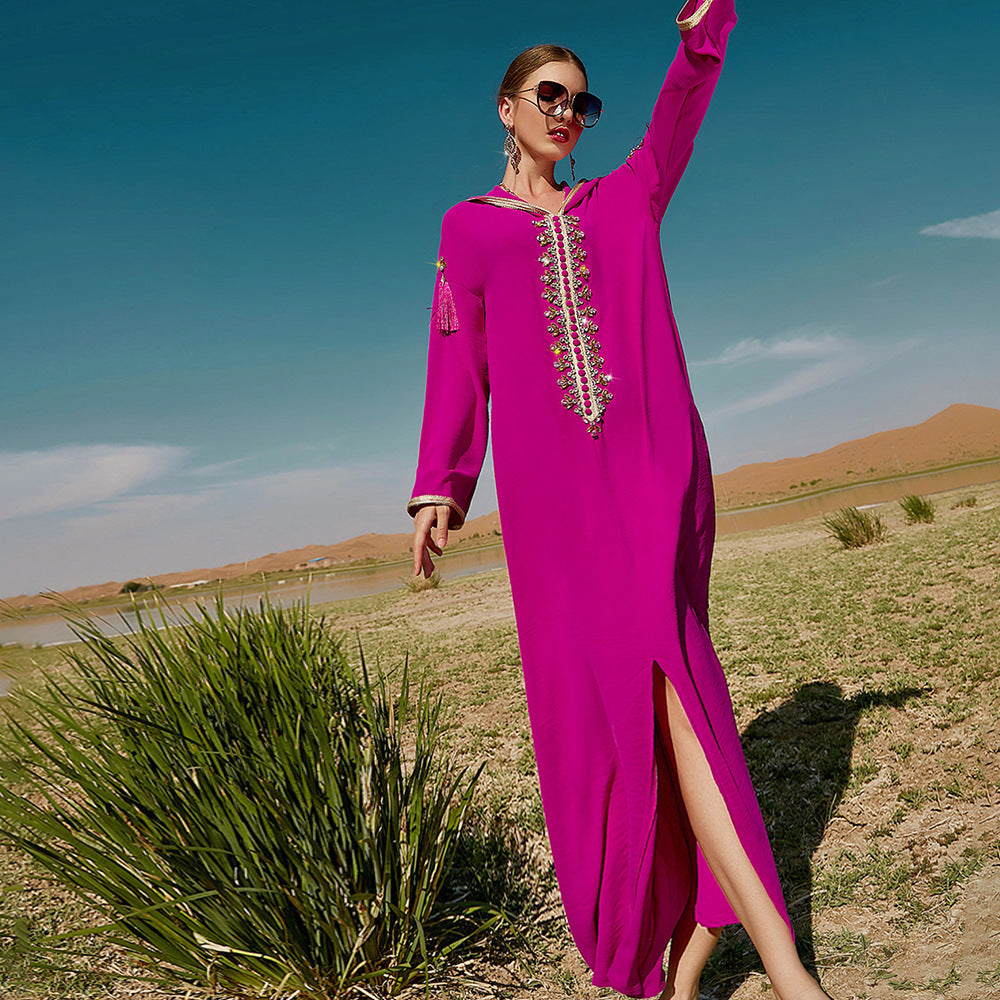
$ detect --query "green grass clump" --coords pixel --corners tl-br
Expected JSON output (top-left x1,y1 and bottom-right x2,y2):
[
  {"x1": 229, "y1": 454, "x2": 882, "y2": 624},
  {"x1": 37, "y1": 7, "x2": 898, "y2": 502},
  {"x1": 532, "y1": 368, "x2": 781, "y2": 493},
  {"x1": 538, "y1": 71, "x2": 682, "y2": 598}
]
[
  {"x1": 403, "y1": 568, "x2": 441, "y2": 592},
  {"x1": 0, "y1": 598, "x2": 525, "y2": 998},
  {"x1": 822, "y1": 506, "x2": 888, "y2": 549},
  {"x1": 952, "y1": 495, "x2": 977, "y2": 508},
  {"x1": 899, "y1": 494, "x2": 936, "y2": 523}
]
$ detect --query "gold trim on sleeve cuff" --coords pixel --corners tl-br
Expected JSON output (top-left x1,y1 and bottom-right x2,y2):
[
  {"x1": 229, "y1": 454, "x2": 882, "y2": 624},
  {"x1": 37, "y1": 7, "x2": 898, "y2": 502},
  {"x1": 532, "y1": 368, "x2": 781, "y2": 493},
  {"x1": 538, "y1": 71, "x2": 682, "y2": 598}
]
[
  {"x1": 677, "y1": 0, "x2": 714, "y2": 31},
  {"x1": 406, "y1": 495, "x2": 467, "y2": 527}
]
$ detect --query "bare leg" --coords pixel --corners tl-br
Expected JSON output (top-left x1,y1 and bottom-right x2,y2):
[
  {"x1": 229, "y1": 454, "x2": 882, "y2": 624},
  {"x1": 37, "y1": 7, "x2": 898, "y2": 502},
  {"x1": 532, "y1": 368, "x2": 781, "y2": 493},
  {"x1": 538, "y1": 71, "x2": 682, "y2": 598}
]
[
  {"x1": 655, "y1": 672, "x2": 831, "y2": 1000},
  {"x1": 657, "y1": 703, "x2": 722, "y2": 1000},
  {"x1": 659, "y1": 898, "x2": 721, "y2": 1000}
]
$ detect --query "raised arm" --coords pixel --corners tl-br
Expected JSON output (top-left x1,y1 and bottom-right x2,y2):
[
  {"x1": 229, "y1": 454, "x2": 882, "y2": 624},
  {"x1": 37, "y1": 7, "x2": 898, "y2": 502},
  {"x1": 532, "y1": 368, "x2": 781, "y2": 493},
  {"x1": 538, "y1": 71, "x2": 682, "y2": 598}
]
[
  {"x1": 406, "y1": 214, "x2": 490, "y2": 542},
  {"x1": 621, "y1": 0, "x2": 737, "y2": 222}
]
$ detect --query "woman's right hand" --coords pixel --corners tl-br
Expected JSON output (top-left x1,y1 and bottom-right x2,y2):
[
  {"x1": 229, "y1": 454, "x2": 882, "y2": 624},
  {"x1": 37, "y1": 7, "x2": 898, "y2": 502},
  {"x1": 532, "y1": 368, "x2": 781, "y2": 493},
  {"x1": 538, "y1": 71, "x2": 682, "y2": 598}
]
[{"x1": 412, "y1": 504, "x2": 451, "y2": 578}]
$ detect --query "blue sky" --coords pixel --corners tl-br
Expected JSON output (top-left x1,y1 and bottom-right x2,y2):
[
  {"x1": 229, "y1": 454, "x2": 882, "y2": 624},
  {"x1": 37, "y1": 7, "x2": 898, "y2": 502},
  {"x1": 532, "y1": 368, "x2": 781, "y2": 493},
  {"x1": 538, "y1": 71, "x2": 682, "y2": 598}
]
[{"x1": 2, "y1": 0, "x2": 998, "y2": 597}]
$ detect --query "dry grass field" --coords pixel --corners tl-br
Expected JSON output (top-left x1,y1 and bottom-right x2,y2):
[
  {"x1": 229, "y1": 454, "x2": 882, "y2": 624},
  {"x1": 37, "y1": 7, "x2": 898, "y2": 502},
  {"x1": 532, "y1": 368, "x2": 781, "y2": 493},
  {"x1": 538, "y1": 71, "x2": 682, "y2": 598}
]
[{"x1": 1, "y1": 481, "x2": 998, "y2": 1000}]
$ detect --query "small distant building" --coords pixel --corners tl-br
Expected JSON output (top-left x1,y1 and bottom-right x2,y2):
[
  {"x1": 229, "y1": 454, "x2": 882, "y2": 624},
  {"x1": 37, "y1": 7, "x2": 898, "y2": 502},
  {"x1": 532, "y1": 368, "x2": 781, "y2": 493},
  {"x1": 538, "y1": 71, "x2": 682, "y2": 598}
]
[{"x1": 296, "y1": 556, "x2": 340, "y2": 570}]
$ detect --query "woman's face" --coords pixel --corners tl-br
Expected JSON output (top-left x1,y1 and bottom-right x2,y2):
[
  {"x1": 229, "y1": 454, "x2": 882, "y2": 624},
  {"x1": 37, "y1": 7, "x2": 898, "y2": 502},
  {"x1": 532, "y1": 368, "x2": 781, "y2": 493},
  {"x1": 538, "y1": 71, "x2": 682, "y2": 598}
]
[{"x1": 500, "y1": 60, "x2": 587, "y2": 167}]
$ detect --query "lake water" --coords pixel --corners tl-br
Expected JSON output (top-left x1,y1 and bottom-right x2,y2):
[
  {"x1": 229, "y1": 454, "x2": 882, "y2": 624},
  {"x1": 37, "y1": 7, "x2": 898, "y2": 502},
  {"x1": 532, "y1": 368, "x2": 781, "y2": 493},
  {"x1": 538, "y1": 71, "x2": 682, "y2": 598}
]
[
  {"x1": 0, "y1": 544, "x2": 508, "y2": 653},
  {"x1": 716, "y1": 459, "x2": 1000, "y2": 534}
]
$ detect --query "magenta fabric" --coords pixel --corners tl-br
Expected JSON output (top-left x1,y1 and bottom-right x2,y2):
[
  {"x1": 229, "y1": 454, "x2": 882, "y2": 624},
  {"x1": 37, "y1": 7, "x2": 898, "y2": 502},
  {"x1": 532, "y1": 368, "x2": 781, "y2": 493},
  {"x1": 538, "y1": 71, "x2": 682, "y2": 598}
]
[{"x1": 408, "y1": 2, "x2": 794, "y2": 995}]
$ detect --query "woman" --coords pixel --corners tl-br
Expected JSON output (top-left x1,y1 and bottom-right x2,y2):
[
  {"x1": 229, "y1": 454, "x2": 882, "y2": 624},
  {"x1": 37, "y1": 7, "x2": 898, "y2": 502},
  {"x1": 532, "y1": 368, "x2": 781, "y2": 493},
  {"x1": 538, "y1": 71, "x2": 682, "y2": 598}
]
[{"x1": 407, "y1": 2, "x2": 833, "y2": 998}]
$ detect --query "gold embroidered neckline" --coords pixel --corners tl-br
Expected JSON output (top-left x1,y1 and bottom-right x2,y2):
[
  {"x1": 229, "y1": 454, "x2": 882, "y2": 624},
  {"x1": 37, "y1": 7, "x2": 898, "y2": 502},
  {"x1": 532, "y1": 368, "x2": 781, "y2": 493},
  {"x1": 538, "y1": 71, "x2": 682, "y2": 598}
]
[
  {"x1": 475, "y1": 180, "x2": 586, "y2": 217},
  {"x1": 497, "y1": 181, "x2": 578, "y2": 216}
]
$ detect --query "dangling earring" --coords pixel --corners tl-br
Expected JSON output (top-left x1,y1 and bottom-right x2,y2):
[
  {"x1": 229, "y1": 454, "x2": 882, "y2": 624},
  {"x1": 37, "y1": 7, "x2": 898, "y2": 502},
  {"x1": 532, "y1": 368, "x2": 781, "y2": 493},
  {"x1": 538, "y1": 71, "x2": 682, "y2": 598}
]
[
  {"x1": 570, "y1": 153, "x2": 576, "y2": 182},
  {"x1": 504, "y1": 124, "x2": 521, "y2": 174}
]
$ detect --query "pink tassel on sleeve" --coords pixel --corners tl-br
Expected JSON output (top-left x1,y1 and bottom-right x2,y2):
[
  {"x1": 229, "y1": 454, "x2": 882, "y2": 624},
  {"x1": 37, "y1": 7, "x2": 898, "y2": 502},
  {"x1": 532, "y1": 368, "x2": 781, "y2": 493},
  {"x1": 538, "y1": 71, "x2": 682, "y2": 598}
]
[{"x1": 430, "y1": 256, "x2": 459, "y2": 337}]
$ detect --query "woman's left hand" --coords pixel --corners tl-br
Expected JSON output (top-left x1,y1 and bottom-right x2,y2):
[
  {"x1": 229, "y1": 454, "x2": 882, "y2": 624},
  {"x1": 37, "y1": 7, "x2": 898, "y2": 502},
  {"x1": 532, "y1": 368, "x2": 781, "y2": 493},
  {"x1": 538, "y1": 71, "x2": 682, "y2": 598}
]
[{"x1": 412, "y1": 504, "x2": 450, "y2": 578}]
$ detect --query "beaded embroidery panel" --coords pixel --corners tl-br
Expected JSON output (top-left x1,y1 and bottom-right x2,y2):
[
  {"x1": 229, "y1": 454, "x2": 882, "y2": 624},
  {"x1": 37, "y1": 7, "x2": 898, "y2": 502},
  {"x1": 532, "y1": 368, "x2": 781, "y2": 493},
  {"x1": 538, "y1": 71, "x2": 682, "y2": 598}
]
[
  {"x1": 532, "y1": 214, "x2": 612, "y2": 438},
  {"x1": 466, "y1": 194, "x2": 612, "y2": 438}
]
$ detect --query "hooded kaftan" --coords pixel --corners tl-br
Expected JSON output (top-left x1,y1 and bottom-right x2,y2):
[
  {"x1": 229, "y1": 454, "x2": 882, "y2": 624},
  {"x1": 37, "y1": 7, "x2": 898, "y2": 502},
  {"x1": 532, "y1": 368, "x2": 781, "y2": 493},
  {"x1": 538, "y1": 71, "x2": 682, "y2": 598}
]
[{"x1": 407, "y1": 1, "x2": 793, "y2": 995}]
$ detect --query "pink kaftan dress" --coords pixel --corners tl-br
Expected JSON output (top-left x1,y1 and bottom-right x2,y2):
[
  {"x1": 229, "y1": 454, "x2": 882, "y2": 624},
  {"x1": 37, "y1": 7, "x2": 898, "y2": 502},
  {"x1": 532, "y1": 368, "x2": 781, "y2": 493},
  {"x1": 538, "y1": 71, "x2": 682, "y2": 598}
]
[{"x1": 407, "y1": 1, "x2": 794, "y2": 996}]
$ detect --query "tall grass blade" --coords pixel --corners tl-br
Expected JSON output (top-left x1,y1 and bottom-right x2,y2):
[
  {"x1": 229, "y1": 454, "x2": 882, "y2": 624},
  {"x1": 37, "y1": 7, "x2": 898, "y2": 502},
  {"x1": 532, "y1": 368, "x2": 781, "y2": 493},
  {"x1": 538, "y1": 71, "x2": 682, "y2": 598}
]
[{"x1": 0, "y1": 597, "x2": 538, "y2": 997}]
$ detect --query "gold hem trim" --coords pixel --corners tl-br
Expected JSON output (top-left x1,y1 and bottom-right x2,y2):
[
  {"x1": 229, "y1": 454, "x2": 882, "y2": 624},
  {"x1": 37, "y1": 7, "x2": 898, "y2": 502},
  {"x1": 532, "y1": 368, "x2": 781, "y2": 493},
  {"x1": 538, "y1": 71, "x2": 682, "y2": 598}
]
[
  {"x1": 407, "y1": 495, "x2": 467, "y2": 526},
  {"x1": 677, "y1": 0, "x2": 714, "y2": 31}
]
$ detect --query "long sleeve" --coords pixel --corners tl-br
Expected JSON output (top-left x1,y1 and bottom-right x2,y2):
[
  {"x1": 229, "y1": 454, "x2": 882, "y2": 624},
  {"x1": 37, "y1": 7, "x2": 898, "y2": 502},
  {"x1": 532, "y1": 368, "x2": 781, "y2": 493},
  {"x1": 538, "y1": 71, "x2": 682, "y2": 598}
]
[
  {"x1": 406, "y1": 223, "x2": 490, "y2": 531},
  {"x1": 621, "y1": 0, "x2": 737, "y2": 223}
]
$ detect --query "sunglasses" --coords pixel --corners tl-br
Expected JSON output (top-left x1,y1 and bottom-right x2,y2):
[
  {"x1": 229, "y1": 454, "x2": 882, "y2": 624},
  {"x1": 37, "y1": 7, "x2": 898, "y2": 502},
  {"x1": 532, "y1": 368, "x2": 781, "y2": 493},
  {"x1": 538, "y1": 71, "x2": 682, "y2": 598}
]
[{"x1": 514, "y1": 80, "x2": 602, "y2": 128}]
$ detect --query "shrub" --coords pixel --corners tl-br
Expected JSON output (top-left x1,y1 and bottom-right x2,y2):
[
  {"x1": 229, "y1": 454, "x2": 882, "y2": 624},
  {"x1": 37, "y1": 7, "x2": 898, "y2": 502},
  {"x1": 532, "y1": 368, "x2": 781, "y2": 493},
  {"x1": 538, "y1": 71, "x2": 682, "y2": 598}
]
[
  {"x1": 403, "y1": 568, "x2": 441, "y2": 592},
  {"x1": 899, "y1": 494, "x2": 935, "y2": 524},
  {"x1": 0, "y1": 598, "x2": 528, "y2": 998},
  {"x1": 952, "y1": 495, "x2": 977, "y2": 509},
  {"x1": 822, "y1": 506, "x2": 888, "y2": 549}
]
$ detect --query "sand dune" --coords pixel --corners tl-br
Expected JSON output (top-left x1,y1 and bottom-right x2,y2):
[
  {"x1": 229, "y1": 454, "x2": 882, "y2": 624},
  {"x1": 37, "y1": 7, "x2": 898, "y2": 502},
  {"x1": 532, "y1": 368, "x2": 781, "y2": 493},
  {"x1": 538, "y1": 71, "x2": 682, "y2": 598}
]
[
  {"x1": 713, "y1": 403, "x2": 1000, "y2": 508},
  {"x1": 5, "y1": 404, "x2": 998, "y2": 609}
]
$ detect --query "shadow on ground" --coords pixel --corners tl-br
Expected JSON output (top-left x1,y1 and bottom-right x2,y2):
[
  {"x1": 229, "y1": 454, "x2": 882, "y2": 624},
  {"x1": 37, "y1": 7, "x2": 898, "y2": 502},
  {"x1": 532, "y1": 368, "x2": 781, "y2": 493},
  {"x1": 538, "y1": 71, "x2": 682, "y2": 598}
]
[{"x1": 702, "y1": 681, "x2": 926, "y2": 999}]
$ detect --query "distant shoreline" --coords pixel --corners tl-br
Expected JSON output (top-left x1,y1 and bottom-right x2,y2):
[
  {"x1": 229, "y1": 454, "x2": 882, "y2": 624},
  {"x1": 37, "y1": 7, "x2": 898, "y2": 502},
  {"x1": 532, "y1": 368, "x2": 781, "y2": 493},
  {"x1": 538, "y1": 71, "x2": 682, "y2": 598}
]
[
  {"x1": 6, "y1": 456, "x2": 999, "y2": 619},
  {"x1": 717, "y1": 454, "x2": 1000, "y2": 512},
  {"x1": 2, "y1": 541, "x2": 508, "y2": 624}
]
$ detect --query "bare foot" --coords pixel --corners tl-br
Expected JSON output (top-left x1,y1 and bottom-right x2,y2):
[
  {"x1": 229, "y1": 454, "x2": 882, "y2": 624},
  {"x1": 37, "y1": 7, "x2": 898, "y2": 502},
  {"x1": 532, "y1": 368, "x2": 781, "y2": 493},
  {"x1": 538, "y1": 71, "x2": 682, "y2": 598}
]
[
  {"x1": 657, "y1": 988, "x2": 700, "y2": 1000},
  {"x1": 777, "y1": 985, "x2": 833, "y2": 1000}
]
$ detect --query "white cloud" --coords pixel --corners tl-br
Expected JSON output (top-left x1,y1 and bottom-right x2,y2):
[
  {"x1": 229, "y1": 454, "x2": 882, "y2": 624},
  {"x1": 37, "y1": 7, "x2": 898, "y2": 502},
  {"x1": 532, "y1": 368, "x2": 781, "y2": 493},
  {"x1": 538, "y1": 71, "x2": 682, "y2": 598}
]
[
  {"x1": 693, "y1": 331, "x2": 847, "y2": 367},
  {"x1": 182, "y1": 457, "x2": 253, "y2": 479},
  {"x1": 867, "y1": 275, "x2": 900, "y2": 289},
  {"x1": 0, "y1": 449, "x2": 499, "y2": 598},
  {"x1": 696, "y1": 330, "x2": 920, "y2": 422},
  {"x1": 63, "y1": 462, "x2": 401, "y2": 538},
  {"x1": 62, "y1": 490, "x2": 219, "y2": 533},
  {"x1": 0, "y1": 444, "x2": 187, "y2": 522},
  {"x1": 920, "y1": 209, "x2": 1000, "y2": 240}
]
